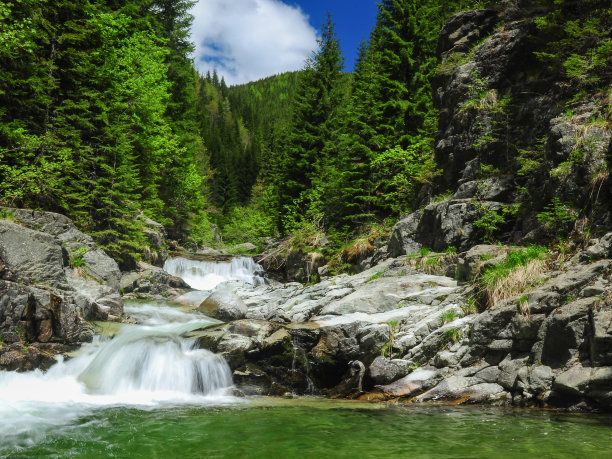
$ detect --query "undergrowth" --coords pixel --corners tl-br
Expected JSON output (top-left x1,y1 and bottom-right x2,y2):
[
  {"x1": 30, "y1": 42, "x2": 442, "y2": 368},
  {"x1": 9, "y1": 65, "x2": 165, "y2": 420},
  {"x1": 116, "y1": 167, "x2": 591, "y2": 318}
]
[{"x1": 479, "y1": 245, "x2": 549, "y2": 307}]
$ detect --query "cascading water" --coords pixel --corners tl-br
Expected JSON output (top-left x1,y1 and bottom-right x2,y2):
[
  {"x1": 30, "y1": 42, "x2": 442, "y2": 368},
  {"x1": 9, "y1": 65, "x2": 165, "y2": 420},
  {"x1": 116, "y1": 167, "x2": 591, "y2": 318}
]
[
  {"x1": 0, "y1": 255, "x2": 268, "y2": 450},
  {"x1": 164, "y1": 256, "x2": 265, "y2": 291},
  {"x1": 0, "y1": 303, "x2": 235, "y2": 447}
]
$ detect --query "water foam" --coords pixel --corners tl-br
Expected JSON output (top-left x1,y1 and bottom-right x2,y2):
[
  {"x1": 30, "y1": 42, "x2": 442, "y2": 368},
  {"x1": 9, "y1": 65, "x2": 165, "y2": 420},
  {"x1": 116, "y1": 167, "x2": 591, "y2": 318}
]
[
  {"x1": 0, "y1": 303, "x2": 236, "y2": 446},
  {"x1": 163, "y1": 256, "x2": 265, "y2": 291}
]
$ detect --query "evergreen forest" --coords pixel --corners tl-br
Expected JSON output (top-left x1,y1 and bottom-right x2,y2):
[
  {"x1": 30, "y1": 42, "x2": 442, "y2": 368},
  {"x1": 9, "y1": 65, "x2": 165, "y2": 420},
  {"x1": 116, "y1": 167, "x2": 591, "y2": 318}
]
[{"x1": 1, "y1": 0, "x2": 610, "y2": 269}]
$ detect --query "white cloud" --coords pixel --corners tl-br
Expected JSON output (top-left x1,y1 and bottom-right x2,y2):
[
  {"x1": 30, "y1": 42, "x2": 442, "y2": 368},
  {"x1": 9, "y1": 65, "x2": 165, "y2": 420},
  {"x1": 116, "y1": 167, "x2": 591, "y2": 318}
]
[{"x1": 190, "y1": 0, "x2": 318, "y2": 85}]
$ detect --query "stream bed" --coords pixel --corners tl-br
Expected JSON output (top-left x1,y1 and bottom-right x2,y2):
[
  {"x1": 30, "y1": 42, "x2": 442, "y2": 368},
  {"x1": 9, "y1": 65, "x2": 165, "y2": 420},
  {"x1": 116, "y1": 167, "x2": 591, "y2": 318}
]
[{"x1": 2, "y1": 258, "x2": 612, "y2": 458}]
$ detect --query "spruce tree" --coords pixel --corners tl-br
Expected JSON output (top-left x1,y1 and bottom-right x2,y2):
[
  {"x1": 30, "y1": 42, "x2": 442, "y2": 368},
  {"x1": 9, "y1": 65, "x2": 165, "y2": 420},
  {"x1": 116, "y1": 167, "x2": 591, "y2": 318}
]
[{"x1": 274, "y1": 13, "x2": 345, "y2": 231}]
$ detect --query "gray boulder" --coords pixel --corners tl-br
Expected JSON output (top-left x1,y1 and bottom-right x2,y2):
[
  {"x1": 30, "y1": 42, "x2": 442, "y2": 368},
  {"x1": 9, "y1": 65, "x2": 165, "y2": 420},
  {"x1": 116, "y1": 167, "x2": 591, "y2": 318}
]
[
  {"x1": 121, "y1": 261, "x2": 189, "y2": 298},
  {"x1": 0, "y1": 220, "x2": 66, "y2": 288},
  {"x1": 199, "y1": 290, "x2": 248, "y2": 321},
  {"x1": 0, "y1": 209, "x2": 124, "y2": 370},
  {"x1": 368, "y1": 356, "x2": 414, "y2": 385}
]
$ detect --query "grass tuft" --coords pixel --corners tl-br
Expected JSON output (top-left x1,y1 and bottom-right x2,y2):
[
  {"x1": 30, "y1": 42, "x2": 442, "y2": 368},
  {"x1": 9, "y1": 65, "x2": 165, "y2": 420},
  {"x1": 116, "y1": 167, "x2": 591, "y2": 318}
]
[{"x1": 480, "y1": 245, "x2": 548, "y2": 307}]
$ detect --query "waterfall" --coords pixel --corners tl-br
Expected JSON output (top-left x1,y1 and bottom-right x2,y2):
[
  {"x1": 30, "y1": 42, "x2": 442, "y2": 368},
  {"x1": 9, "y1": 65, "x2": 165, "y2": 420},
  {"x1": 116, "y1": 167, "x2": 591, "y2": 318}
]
[
  {"x1": 0, "y1": 303, "x2": 235, "y2": 442},
  {"x1": 77, "y1": 321, "x2": 232, "y2": 395},
  {"x1": 164, "y1": 256, "x2": 265, "y2": 291}
]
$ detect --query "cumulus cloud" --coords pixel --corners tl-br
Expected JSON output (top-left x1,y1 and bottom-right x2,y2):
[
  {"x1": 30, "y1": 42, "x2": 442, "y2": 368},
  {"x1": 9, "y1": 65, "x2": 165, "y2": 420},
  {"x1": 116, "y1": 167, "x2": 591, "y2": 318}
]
[{"x1": 190, "y1": 0, "x2": 318, "y2": 85}]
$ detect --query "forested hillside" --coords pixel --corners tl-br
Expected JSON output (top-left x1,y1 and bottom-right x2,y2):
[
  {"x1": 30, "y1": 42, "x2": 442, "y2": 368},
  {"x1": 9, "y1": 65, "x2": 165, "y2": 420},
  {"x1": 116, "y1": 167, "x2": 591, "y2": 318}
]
[
  {"x1": 0, "y1": 0, "x2": 205, "y2": 267},
  {"x1": 1, "y1": 0, "x2": 610, "y2": 270}
]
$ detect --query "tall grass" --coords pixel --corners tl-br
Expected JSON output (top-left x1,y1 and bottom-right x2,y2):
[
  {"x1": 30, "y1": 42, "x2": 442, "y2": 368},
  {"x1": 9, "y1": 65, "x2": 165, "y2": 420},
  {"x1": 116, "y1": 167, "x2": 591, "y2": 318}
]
[{"x1": 480, "y1": 245, "x2": 548, "y2": 307}]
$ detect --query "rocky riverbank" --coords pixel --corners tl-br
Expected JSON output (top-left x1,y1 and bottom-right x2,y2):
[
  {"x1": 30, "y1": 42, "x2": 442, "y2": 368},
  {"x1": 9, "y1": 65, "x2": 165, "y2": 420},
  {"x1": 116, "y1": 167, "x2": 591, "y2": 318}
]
[
  {"x1": 181, "y1": 238, "x2": 612, "y2": 411},
  {"x1": 2, "y1": 206, "x2": 612, "y2": 410},
  {"x1": 0, "y1": 208, "x2": 123, "y2": 370}
]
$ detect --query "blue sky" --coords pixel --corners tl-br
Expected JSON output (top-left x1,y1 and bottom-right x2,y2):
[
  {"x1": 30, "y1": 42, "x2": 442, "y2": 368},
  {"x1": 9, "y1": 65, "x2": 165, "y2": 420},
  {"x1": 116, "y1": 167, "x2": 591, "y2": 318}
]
[
  {"x1": 190, "y1": 0, "x2": 378, "y2": 85},
  {"x1": 288, "y1": 0, "x2": 379, "y2": 71}
]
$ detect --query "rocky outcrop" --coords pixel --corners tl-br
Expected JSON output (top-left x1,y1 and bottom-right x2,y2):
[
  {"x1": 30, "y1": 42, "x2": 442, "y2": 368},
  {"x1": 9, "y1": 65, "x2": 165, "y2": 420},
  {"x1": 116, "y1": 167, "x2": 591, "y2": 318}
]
[
  {"x1": 0, "y1": 208, "x2": 123, "y2": 370},
  {"x1": 120, "y1": 261, "x2": 190, "y2": 299},
  {"x1": 183, "y1": 236, "x2": 612, "y2": 410},
  {"x1": 387, "y1": 4, "x2": 611, "y2": 257},
  {"x1": 256, "y1": 248, "x2": 327, "y2": 283}
]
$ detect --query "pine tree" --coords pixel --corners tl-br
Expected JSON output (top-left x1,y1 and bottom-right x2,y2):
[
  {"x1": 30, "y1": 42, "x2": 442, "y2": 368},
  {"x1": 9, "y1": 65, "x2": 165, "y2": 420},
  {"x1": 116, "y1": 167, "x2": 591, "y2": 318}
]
[{"x1": 273, "y1": 13, "x2": 345, "y2": 231}]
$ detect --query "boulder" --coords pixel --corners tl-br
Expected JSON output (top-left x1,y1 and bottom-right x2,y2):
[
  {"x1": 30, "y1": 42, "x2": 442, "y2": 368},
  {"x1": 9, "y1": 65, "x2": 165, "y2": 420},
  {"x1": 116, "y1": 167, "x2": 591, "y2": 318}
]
[
  {"x1": 0, "y1": 208, "x2": 123, "y2": 370},
  {"x1": 0, "y1": 220, "x2": 66, "y2": 288},
  {"x1": 121, "y1": 261, "x2": 189, "y2": 298},
  {"x1": 199, "y1": 290, "x2": 248, "y2": 322},
  {"x1": 388, "y1": 200, "x2": 504, "y2": 256},
  {"x1": 368, "y1": 356, "x2": 414, "y2": 385},
  {"x1": 376, "y1": 366, "x2": 441, "y2": 398}
]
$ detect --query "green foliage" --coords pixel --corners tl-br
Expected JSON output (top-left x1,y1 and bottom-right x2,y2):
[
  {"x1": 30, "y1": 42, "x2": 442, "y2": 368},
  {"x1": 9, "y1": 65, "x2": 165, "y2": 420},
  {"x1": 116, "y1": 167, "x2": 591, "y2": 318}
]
[
  {"x1": 532, "y1": 3, "x2": 611, "y2": 92},
  {"x1": 381, "y1": 320, "x2": 400, "y2": 359},
  {"x1": 218, "y1": 194, "x2": 277, "y2": 248},
  {"x1": 70, "y1": 246, "x2": 88, "y2": 268},
  {"x1": 441, "y1": 310, "x2": 458, "y2": 325},
  {"x1": 473, "y1": 204, "x2": 505, "y2": 242},
  {"x1": 0, "y1": 0, "x2": 206, "y2": 267},
  {"x1": 445, "y1": 328, "x2": 463, "y2": 344},
  {"x1": 0, "y1": 208, "x2": 14, "y2": 220},
  {"x1": 445, "y1": 246, "x2": 458, "y2": 254},
  {"x1": 480, "y1": 245, "x2": 548, "y2": 291},
  {"x1": 372, "y1": 144, "x2": 441, "y2": 215},
  {"x1": 517, "y1": 137, "x2": 547, "y2": 176},
  {"x1": 419, "y1": 247, "x2": 431, "y2": 257},
  {"x1": 461, "y1": 297, "x2": 479, "y2": 315},
  {"x1": 536, "y1": 197, "x2": 575, "y2": 235},
  {"x1": 366, "y1": 271, "x2": 382, "y2": 283}
]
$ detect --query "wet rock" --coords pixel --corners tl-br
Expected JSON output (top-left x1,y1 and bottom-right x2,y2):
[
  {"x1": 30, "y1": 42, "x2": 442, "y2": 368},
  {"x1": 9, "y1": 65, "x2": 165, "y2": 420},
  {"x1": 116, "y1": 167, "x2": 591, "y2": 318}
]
[
  {"x1": 376, "y1": 366, "x2": 441, "y2": 398},
  {"x1": 553, "y1": 364, "x2": 591, "y2": 397},
  {"x1": 368, "y1": 356, "x2": 414, "y2": 385},
  {"x1": 121, "y1": 261, "x2": 189, "y2": 298},
  {"x1": 498, "y1": 356, "x2": 529, "y2": 391},
  {"x1": 199, "y1": 290, "x2": 248, "y2": 322},
  {"x1": 0, "y1": 280, "x2": 94, "y2": 347},
  {"x1": 529, "y1": 365, "x2": 554, "y2": 395},
  {"x1": 417, "y1": 375, "x2": 507, "y2": 404},
  {"x1": 0, "y1": 342, "x2": 77, "y2": 372}
]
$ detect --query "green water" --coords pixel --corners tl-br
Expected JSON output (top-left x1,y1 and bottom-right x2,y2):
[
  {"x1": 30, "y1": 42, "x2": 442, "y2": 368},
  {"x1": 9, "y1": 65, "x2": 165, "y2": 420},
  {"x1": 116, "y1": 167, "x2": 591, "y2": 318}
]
[{"x1": 4, "y1": 398, "x2": 612, "y2": 458}]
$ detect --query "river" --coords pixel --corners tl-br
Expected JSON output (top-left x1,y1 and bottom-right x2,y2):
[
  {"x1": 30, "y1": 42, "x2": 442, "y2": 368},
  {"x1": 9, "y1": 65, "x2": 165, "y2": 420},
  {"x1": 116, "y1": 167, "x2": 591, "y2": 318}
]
[{"x1": 1, "y1": 257, "x2": 611, "y2": 457}]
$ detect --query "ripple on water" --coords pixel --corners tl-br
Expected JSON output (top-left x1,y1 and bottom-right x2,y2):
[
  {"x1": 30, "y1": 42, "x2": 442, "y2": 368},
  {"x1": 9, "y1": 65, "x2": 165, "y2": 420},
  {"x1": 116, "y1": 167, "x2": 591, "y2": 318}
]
[{"x1": 2, "y1": 400, "x2": 612, "y2": 458}]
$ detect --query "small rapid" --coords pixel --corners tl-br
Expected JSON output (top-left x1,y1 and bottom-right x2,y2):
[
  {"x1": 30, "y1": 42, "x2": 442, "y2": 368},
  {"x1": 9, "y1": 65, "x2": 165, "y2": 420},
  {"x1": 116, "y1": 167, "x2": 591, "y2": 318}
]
[
  {"x1": 0, "y1": 303, "x2": 235, "y2": 448},
  {"x1": 164, "y1": 256, "x2": 265, "y2": 291}
]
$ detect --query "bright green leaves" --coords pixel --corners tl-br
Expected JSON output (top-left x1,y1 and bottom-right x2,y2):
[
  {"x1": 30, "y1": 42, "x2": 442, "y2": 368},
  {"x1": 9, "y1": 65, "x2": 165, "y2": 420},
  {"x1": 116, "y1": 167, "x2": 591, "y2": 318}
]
[
  {"x1": 533, "y1": 3, "x2": 611, "y2": 87},
  {"x1": 371, "y1": 143, "x2": 441, "y2": 215}
]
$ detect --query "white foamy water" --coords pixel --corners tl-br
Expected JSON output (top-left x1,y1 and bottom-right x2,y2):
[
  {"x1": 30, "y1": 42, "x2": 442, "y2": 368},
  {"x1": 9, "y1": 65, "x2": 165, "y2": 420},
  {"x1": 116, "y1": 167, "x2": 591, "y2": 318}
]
[
  {"x1": 164, "y1": 256, "x2": 265, "y2": 291},
  {"x1": 0, "y1": 303, "x2": 235, "y2": 445}
]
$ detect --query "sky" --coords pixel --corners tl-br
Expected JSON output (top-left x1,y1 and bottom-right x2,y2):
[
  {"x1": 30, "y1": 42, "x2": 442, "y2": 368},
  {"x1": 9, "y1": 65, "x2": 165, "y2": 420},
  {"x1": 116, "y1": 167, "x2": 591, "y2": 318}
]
[{"x1": 190, "y1": 0, "x2": 379, "y2": 86}]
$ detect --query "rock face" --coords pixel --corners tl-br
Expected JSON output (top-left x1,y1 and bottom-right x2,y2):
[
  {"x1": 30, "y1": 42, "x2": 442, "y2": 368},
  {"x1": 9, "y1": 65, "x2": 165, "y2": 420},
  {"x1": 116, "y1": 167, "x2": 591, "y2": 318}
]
[
  {"x1": 387, "y1": 4, "x2": 612, "y2": 257},
  {"x1": 0, "y1": 208, "x2": 123, "y2": 370},
  {"x1": 184, "y1": 240, "x2": 612, "y2": 410}
]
